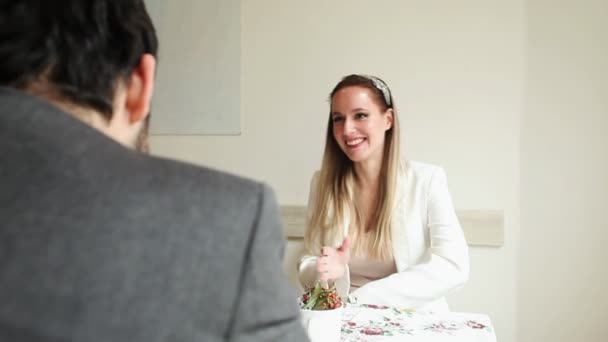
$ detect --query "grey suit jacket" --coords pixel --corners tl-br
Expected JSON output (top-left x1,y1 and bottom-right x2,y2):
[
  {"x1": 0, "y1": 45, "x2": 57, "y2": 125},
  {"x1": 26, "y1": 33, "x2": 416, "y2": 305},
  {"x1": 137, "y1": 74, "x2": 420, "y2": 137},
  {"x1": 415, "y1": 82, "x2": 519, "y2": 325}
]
[{"x1": 0, "y1": 88, "x2": 308, "y2": 342}]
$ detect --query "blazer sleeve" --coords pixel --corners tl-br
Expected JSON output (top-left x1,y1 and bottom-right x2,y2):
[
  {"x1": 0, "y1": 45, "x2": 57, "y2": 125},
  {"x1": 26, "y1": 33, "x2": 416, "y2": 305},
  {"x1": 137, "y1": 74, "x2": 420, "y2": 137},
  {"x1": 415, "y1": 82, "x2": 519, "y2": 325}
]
[
  {"x1": 349, "y1": 167, "x2": 469, "y2": 308},
  {"x1": 228, "y1": 184, "x2": 308, "y2": 342},
  {"x1": 297, "y1": 172, "x2": 351, "y2": 299}
]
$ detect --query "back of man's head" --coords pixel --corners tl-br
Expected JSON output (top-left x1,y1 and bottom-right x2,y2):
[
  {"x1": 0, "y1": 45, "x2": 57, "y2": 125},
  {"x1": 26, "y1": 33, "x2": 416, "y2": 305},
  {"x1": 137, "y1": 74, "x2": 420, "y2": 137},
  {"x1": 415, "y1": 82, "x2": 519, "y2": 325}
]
[{"x1": 0, "y1": 0, "x2": 158, "y2": 121}]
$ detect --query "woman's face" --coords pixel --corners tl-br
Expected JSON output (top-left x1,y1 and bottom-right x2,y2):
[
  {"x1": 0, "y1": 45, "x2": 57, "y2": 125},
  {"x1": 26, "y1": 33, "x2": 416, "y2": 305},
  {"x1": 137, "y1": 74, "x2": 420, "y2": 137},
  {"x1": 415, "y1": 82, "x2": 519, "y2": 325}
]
[{"x1": 330, "y1": 86, "x2": 393, "y2": 163}]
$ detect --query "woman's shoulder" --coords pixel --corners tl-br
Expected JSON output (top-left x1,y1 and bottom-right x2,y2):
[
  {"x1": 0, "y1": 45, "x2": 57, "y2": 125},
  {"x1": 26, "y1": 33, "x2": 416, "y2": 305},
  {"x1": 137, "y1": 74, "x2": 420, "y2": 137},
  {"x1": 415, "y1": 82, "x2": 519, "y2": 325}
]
[
  {"x1": 402, "y1": 160, "x2": 445, "y2": 178},
  {"x1": 310, "y1": 170, "x2": 321, "y2": 185}
]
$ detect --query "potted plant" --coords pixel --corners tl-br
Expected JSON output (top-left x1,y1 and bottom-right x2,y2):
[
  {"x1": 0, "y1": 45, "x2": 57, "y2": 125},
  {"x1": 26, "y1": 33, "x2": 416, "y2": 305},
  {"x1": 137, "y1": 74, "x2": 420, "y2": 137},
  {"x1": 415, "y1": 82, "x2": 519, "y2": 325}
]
[{"x1": 299, "y1": 281, "x2": 344, "y2": 342}]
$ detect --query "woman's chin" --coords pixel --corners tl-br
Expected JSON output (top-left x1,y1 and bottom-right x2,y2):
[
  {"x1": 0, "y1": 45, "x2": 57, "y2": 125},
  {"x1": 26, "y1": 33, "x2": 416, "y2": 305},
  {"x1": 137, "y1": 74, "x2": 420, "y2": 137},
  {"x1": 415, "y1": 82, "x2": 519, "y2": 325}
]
[
  {"x1": 345, "y1": 152, "x2": 368, "y2": 163},
  {"x1": 340, "y1": 145, "x2": 367, "y2": 162}
]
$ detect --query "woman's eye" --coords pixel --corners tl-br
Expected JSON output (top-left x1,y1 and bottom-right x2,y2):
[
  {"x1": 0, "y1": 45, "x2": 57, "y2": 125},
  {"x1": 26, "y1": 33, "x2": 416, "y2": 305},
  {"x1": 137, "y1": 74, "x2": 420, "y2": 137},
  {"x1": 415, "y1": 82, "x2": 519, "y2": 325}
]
[
  {"x1": 332, "y1": 116, "x2": 344, "y2": 123},
  {"x1": 355, "y1": 113, "x2": 368, "y2": 119}
]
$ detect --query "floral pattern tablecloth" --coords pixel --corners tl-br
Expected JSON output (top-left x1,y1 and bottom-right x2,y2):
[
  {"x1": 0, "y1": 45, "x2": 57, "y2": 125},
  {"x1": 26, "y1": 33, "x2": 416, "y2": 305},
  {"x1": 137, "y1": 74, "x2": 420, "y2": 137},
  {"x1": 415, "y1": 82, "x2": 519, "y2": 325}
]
[{"x1": 341, "y1": 304, "x2": 497, "y2": 342}]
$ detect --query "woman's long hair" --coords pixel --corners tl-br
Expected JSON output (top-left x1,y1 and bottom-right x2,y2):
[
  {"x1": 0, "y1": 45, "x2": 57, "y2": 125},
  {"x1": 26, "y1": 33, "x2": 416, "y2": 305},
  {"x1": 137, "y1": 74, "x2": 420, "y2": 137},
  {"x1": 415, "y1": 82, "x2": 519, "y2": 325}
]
[{"x1": 305, "y1": 74, "x2": 401, "y2": 260}]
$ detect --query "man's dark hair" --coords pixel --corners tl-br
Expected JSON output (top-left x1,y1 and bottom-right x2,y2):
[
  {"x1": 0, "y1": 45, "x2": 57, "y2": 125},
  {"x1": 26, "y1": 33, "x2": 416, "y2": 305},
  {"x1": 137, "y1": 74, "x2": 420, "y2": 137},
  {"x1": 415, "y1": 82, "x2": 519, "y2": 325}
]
[{"x1": 0, "y1": 0, "x2": 158, "y2": 119}]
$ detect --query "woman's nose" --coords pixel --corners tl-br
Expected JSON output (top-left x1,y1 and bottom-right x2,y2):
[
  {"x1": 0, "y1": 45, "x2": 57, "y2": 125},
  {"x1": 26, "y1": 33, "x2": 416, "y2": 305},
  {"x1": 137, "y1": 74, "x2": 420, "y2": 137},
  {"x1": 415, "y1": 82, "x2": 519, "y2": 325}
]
[{"x1": 344, "y1": 117, "x2": 356, "y2": 134}]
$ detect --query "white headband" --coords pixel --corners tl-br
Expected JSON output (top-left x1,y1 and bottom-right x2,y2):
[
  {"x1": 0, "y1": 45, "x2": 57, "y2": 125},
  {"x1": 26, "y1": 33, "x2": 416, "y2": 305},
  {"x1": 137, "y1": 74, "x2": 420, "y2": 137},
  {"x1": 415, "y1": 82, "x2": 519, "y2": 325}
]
[{"x1": 361, "y1": 74, "x2": 392, "y2": 107}]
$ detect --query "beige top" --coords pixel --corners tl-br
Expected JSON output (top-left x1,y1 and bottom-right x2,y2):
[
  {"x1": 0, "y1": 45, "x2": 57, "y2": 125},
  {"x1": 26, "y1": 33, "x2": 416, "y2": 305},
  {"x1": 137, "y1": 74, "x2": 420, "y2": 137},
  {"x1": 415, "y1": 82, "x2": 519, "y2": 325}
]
[{"x1": 349, "y1": 256, "x2": 397, "y2": 292}]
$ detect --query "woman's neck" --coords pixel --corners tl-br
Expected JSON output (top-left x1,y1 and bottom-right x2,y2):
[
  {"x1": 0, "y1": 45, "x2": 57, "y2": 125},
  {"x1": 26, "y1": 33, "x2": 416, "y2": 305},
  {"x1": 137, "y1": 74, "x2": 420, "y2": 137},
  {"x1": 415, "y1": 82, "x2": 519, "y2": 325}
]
[{"x1": 353, "y1": 159, "x2": 382, "y2": 189}]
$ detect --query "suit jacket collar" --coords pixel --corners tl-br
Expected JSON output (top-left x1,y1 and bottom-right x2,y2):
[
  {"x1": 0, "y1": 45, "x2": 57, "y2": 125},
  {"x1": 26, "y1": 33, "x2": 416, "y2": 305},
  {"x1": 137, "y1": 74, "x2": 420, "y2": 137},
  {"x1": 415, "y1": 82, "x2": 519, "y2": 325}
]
[{"x1": 0, "y1": 86, "x2": 137, "y2": 176}]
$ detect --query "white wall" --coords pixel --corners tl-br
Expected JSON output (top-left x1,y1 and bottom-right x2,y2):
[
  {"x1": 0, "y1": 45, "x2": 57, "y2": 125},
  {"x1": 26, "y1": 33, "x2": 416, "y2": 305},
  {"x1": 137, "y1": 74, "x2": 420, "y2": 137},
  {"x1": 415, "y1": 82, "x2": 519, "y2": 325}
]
[
  {"x1": 150, "y1": 1, "x2": 525, "y2": 341},
  {"x1": 519, "y1": 1, "x2": 608, "y2": 341}
]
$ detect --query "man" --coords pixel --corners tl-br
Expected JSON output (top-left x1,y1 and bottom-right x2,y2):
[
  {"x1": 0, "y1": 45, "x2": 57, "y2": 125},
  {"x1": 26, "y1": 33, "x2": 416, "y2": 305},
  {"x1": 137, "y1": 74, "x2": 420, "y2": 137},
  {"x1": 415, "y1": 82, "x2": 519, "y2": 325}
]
[{"x1": 0, "y1": 1, "x2": 308, "y2": 341}]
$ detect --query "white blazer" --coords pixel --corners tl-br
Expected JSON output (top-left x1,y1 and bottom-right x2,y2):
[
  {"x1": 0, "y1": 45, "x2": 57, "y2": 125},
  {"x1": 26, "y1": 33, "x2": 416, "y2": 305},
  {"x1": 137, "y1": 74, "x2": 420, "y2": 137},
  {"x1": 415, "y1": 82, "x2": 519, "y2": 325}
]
[{"x1": 298, "y1": 161, "x2": 469, "y2": 312}]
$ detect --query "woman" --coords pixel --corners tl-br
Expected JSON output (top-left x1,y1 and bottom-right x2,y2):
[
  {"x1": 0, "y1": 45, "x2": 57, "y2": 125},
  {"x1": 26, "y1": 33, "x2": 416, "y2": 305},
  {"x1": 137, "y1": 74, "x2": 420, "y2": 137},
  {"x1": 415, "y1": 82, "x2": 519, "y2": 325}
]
[{"x1": 298, "y1": 74, "x2": 469, "y2": 312}]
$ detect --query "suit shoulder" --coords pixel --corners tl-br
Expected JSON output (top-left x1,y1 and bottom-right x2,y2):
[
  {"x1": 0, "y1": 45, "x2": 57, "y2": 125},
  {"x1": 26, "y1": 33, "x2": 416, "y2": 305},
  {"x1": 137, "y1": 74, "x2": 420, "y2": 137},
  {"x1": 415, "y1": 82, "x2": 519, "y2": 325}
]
[{"x1": 142, "y1": 155, "x2": 264, "y2": 200}]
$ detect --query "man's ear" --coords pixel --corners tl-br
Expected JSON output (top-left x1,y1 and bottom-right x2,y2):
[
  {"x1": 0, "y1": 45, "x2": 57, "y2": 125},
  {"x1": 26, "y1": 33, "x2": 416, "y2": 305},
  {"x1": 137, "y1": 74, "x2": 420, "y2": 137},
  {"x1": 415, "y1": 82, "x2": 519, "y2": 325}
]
[
  {"x1": 384, "y1": 108, "x2": 394, "y2": 130},
  {"x1": 125, "y1": 53, "x2": 156, "y2": 124}
]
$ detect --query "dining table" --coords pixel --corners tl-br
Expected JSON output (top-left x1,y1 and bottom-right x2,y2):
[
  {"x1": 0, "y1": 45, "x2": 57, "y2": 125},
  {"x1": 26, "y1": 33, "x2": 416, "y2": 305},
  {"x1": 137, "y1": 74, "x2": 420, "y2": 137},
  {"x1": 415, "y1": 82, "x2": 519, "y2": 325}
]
[{"x1": 340, "y1": 303, "x2": 497, "y2": 342}]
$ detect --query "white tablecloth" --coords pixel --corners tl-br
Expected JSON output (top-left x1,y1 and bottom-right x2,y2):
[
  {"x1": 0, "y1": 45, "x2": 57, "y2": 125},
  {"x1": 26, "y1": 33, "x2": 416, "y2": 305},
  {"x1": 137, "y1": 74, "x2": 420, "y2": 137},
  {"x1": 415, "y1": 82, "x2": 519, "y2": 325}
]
[{"x1": 341, "y1": 304, "x2": 497, "y2": 342}]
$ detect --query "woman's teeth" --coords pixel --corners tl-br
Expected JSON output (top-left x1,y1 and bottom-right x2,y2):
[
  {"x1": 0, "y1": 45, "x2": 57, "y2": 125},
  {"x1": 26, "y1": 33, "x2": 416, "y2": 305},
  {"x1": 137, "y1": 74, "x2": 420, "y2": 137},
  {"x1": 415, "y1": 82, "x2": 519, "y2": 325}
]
[{"x1": 346, "y1": 138, "x2": 364, "y2": 146}]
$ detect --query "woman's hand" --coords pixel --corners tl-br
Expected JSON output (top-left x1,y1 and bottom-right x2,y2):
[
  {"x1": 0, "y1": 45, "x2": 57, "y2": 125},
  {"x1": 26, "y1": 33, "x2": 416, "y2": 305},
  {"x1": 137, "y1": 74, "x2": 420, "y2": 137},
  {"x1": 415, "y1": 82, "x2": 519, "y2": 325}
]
[{"x1": 316, "y1": 238, "x2": 351, "y2": 281}]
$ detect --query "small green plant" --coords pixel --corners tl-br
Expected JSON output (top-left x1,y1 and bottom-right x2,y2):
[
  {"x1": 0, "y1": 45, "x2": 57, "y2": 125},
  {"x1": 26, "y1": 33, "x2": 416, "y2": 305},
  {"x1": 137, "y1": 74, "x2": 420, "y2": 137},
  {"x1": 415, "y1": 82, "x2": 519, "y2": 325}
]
[{"x1": 301, "y1": 281, "x2": 343, "y2": 310}]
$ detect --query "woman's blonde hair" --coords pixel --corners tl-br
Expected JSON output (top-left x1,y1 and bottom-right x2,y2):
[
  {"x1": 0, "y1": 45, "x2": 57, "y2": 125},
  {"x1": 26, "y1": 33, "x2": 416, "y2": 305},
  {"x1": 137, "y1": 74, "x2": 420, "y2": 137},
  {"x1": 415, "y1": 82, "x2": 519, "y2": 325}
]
[{"x1": 305, "y1": 74, "x2": 401, "y2": 260}]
